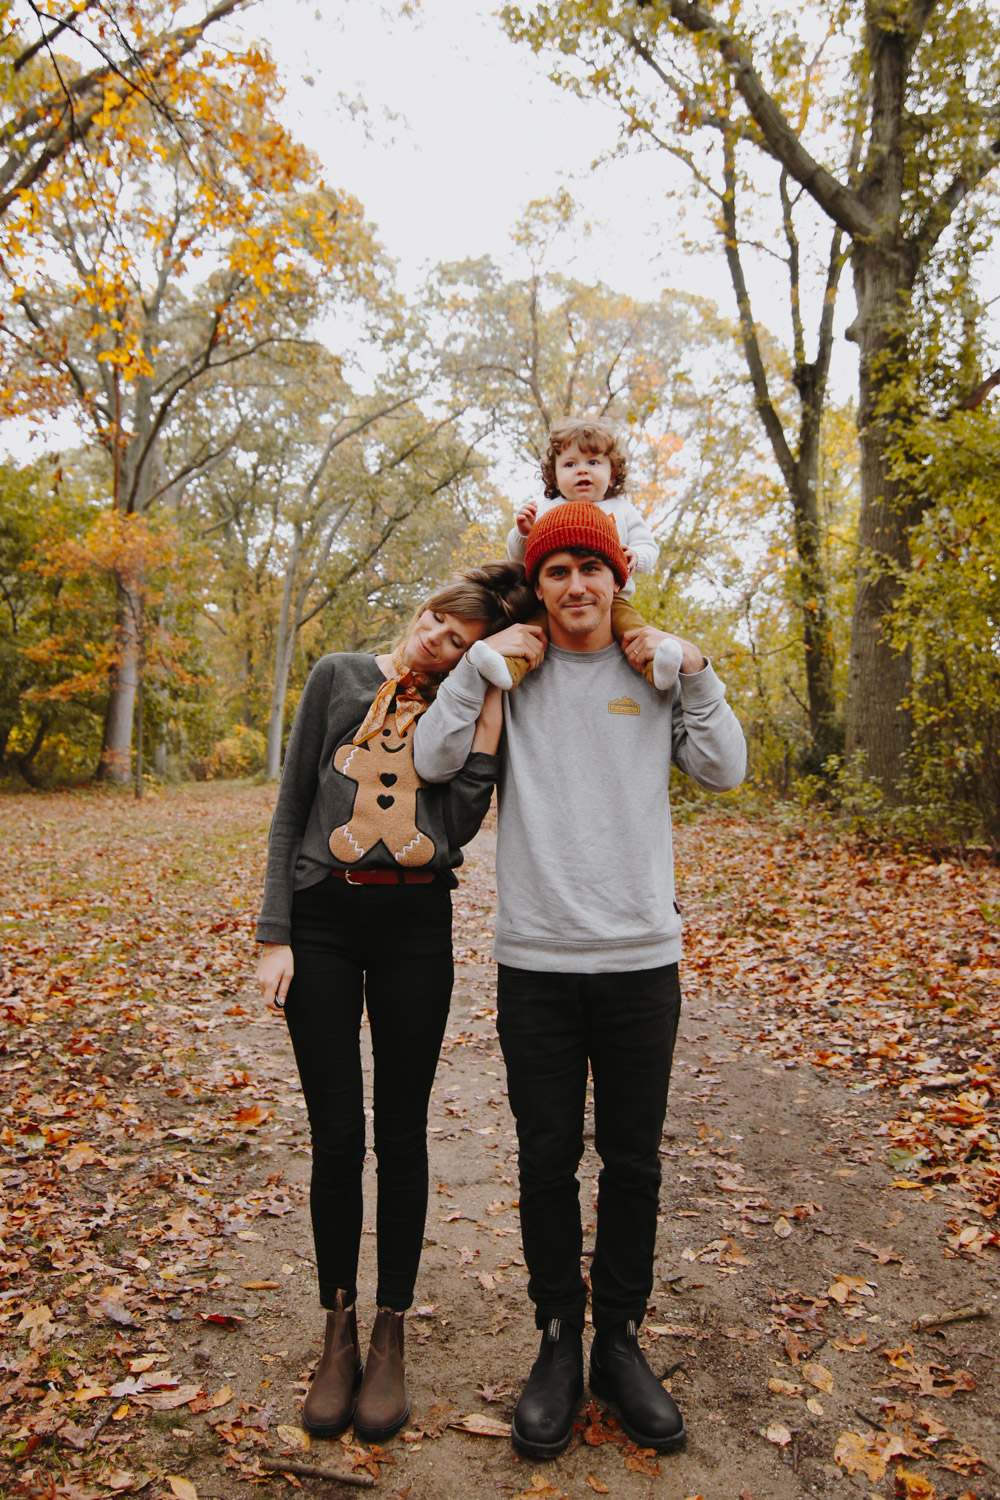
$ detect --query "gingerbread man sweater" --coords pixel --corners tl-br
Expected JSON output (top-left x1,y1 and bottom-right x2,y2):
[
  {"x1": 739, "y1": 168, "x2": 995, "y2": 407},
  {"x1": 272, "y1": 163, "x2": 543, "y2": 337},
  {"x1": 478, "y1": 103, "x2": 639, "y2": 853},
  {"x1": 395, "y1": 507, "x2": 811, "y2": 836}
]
[{"x1": 256, "y1": 653, "x2": 498, "y2": 945}]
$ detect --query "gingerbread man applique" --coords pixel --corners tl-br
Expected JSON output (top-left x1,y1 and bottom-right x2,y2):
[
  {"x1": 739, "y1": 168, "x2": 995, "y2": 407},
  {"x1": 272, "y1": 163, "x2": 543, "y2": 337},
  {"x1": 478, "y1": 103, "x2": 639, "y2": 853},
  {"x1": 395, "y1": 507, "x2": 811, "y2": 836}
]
[{"x1": 329, "y1": 721, "x2": 435, "y2": 867}]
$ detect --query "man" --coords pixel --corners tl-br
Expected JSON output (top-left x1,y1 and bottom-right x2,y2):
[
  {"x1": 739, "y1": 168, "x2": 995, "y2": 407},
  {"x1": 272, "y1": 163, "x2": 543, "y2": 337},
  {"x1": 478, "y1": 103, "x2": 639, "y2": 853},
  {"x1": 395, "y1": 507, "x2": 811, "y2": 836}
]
[{"x1": 413, "y1": 504, "x2": 746, "y2": 1459}]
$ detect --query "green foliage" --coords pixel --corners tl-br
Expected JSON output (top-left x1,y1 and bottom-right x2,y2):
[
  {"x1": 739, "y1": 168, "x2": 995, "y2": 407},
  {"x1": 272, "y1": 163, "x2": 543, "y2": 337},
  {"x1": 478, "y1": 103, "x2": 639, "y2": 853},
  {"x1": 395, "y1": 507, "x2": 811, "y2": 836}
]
[
  {"x1": 0, "y1": 461, "x2": 105, "y2": 783},
  {"x1": 195, "y1": 725, "x2": 267, "y2": 781},
  {"x1": 887, "y1": 404, "x2": 1000, "y2": 843}
]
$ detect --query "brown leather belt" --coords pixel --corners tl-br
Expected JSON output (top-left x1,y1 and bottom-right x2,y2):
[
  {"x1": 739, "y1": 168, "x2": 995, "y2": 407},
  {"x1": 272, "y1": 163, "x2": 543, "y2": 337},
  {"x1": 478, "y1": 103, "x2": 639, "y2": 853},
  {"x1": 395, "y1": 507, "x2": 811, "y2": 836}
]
[{"x1": 330, "y1": 868, "x2": 437, "y2": 886}]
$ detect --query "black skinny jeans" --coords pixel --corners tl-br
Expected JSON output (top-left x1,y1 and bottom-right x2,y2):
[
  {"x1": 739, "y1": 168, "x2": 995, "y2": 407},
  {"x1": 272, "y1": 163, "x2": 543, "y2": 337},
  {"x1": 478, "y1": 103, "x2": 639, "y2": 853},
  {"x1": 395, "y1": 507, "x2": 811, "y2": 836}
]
[
  {"x1": 497, "y1": 962, "x2": 681, "y2": 1333},
  {"x1": 284, "y1": 876, "x2": 453, "y2": 1311}
]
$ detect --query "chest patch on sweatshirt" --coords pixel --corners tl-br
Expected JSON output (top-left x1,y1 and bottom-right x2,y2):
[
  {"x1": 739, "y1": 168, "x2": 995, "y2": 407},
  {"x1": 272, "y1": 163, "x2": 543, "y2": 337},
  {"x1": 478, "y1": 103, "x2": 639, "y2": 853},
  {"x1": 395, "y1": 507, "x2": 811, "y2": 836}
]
[
  {"x1": 329, "y1": 724, "x2": 435, "y2": 866},
  {"x1": 609, "y1": 695, "x2": 640, "y2": 716}
]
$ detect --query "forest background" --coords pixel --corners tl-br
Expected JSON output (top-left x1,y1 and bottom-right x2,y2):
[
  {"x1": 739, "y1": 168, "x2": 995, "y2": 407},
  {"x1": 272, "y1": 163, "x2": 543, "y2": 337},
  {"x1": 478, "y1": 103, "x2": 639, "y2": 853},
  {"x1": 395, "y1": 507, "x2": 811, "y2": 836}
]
[{"x1": 2, "y1": 0, "x2": 1000, "y2": 844}]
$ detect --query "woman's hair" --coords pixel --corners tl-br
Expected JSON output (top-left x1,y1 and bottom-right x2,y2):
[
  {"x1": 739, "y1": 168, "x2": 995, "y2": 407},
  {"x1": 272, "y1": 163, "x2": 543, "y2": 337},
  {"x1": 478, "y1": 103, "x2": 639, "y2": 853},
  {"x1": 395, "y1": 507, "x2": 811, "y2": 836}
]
[
  {"x1": 540, "y1": 417, "x2": 628, "y2": 501},
  {"x1": 417, "y1": 559, "x2": 536, "y2": 634}
]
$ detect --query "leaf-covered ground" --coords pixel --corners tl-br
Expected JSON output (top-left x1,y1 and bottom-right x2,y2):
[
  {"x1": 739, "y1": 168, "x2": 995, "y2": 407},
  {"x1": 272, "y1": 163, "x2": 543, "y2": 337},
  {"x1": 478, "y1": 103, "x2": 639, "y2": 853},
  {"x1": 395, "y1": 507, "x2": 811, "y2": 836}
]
[{"x1": 1, "y1": 785, "x2": 998, "y2": 1500}]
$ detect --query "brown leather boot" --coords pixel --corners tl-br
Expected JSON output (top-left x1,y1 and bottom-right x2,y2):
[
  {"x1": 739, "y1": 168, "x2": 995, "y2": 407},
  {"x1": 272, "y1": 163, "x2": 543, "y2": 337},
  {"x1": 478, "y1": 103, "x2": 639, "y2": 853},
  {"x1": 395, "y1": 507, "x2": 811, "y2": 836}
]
[
  {"x1": 353, "y1": 1307, "x2": 409, "y2": 1441},
  {"x1": 301, "y1": 1293, "x2": 362, "y2": 1437}
]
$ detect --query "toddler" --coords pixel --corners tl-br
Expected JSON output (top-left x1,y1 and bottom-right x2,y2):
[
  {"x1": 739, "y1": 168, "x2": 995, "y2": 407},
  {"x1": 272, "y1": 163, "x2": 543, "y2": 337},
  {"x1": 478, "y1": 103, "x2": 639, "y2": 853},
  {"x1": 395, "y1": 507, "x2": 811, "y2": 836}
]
[{"x1": 499, "y1": 417, "x2": 682, "y2": 691}]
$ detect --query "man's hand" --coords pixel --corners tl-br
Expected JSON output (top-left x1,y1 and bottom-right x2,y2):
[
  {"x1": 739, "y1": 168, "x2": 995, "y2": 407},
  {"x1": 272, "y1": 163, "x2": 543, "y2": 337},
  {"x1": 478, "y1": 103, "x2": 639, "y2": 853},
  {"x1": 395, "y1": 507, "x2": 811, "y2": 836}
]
[
  {"x1": 482, "y1": 622, "x2": 547, "y2": 672},
  {"x1": 621, "y1": 627, "x2": 705, "y2": 675},
  {"x1": 257, "y1": 943, "x2": 294, "y2": 1009},
  {"x1": 623, "y1": 546, "x2": 638, "y2": 576},
  {"x1": 515, "y1": 500, "x2": 538, "y2": 537}
]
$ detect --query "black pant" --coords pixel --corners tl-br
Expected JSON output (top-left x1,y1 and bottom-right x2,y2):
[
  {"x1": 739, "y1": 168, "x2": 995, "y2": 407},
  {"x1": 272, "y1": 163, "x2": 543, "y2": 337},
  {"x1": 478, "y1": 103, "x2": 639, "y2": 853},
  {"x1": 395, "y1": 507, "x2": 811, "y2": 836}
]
[
  {"x1": 496, "y1": 962, "x2": 681, "y2": 1333},
  {"x1": 284, "y1": 876, "x2": 453, "y2": 1311}
]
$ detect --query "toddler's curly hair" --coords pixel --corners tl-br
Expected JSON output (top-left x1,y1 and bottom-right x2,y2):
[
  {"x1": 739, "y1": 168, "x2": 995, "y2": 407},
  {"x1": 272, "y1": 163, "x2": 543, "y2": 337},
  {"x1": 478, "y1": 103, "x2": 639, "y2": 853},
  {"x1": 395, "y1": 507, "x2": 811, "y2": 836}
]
[{"x1": 540, "y1": 417, "x2": 628, "y2": 501}]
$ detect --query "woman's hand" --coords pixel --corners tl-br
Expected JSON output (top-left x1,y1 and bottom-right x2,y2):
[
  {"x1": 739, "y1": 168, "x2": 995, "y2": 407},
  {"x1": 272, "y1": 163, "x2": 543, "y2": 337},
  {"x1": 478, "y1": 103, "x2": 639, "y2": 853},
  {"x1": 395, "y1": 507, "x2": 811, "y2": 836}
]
[
  {"x1": 471, "y1": 684, "x2": 504, "y2": 755},
  {"x1": 481, "y1": 622, "x2": 547, "y2": 672},
  {"x1": 257, "y1": 943, "x2": 294, "y2": 1009},
  {"x1": 623, "y1": 547, "x2": 638, "y2": 576}
]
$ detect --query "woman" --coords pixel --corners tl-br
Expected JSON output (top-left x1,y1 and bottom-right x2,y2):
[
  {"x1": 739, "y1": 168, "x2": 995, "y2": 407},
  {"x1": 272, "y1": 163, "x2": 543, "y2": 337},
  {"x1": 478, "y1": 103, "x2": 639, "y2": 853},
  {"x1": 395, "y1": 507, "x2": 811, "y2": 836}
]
[{"x1": 255, "y1": 562, "x2": 543, "y2": 1443}]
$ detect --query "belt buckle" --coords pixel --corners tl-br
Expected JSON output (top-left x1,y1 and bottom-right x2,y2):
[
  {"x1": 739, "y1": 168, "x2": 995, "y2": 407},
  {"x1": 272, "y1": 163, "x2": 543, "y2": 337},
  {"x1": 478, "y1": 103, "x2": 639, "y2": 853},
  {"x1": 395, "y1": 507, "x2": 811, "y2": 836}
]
[{"x1": 344, "y1": 870, "x2": 361, "y2": 886}]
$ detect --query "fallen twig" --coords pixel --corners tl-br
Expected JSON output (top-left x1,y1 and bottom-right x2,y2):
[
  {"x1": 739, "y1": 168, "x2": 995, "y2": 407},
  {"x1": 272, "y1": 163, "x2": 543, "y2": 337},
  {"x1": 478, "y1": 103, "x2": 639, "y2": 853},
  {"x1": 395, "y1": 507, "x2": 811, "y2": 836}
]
[
  {"x1": 261, "y1": 1456, "x2": 375, "y2": 1487},
  {"x1": 85, "y1": 1404, "x2": 116, "y2": 1448},
  {"x1": 912, "y1": 1303, "x2": 990, "y2": 1333}
]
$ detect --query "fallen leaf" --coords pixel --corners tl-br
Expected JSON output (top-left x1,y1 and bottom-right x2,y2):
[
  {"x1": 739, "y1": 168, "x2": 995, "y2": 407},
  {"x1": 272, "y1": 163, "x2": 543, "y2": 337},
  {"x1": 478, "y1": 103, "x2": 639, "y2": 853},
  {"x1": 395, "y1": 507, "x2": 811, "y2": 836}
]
[
  {"x1": 586, "y1": 1479, "x2": 610, "y2": 1495},
  {"x1": 768, "y1": 1378, "x2": 804, "y2": 1397},
  {"x1": 773, "y1": 1216, "x2": 793, "y2": 1238},
  {"x1": 276, "y1": 1424, "x2": 310, "y2": 1450},
  {"x1": 781, "y1": 1330, "x2": 810, "y2": 1364},
  {"x1": 766, "y1": 1422, "x2": 793, "y2": 1447},
  {"x1": 893, "y1": 1471, "x2": 937, "y2": 1498},
  {"x1": 133, "y1": 1385, "x2": 202, "y2": 1410},
  {"x1": 17, "y1": 1304, "x2": 53, "y2": 1333},
  {"x1": 167, "y1": 1479, "x2": 198, "y2": 1500},
  {"x1": 516, "y1": 1478, "x2": 567, "y2": 1499},
  {"x1": 802, "y1": 1361, "x2": 834, "y2": 1394},
  {"x1": 834, "y1": 1431, "x2": 887, "y2": 1482},
  {"x1": 624, "y1": 1447, "x2": 661, "y2": 1474},
  {"x1": 449, "y1": 1413, "x2": 510, "y2": 1437},
  {"x1": 88, "y1": 1287, "x2": 138, "y2": 1327}
]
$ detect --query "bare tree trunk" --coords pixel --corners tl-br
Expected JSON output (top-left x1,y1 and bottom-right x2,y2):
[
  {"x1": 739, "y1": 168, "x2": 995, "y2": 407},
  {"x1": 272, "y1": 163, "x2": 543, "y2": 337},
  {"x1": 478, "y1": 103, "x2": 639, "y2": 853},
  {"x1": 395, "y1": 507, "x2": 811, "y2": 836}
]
[
  {"x1": 265, "y1": 533, "x2": 302, "y2": 780},
  {"x1": 842, "y1": 10, "x2": 917, "y2": 796},
  {"x1": 16, "y1": 713, "x2": 49, "y2": 787},
  {"x1": 97, "y1": 576, "x2": 141, "y2": 782},
  {"x1": 843, "y1": 284, "x2": 914, "y2": 790}
]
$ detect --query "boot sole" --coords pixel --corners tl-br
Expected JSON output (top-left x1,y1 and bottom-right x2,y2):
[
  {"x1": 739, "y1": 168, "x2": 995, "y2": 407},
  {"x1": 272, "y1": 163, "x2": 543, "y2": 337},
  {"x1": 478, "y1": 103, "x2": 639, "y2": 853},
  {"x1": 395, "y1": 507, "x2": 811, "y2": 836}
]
[
  {"x1": 353, "y1": 1401, "x2": 410, "y2": 1444},
  {"x1": 588, "y1": 1369, "x2": 686, "y2": 1453},
  {"x1": 510, "y1": 1410, "x2": 574, "y2": 1460}
]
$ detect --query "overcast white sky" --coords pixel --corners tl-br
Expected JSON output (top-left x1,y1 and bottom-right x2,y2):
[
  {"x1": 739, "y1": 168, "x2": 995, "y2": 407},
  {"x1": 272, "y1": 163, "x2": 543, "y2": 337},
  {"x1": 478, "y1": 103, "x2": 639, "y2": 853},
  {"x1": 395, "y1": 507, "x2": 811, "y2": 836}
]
[
  {"x1": 249, "y1": 0, "x2": 701, "y2": 296},
  {"x1": 243, "y1": 0, "x2": 864, "y2": 398},
  {"x1": 2, "y1": 0, "x2": 860, "y2": 464}
]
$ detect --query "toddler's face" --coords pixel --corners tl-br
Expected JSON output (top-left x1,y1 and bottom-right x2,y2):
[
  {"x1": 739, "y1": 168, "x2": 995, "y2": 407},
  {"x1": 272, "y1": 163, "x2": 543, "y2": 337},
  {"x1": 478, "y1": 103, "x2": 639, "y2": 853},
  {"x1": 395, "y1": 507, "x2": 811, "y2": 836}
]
[{"x1": 554, "y1": 441, "x2": 614, "y2": 505}]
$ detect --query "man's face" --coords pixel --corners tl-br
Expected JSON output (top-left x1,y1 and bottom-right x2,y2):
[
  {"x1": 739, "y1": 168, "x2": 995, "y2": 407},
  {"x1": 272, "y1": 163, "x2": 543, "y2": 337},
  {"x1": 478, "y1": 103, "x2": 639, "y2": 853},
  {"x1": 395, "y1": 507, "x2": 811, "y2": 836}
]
[{"x1": 534, "y1": 550, "x2": 618, "y2": 643}]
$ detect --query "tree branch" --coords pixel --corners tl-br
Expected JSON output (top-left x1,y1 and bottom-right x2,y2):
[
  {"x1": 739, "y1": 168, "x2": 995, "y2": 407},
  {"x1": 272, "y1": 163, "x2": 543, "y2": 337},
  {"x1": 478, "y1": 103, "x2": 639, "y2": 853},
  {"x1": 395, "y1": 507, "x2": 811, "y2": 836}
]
[{"x1": 652, "y1": 0, "x2": 875, "y2": 239}]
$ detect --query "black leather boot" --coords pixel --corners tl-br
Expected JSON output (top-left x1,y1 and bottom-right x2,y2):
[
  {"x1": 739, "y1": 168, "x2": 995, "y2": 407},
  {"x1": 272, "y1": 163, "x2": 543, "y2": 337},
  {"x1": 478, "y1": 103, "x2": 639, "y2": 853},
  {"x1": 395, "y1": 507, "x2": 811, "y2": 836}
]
[
  {"x1": 511, "y1": 1318, "x2": 583, "y2": 1459},
  {"x1": 589, "y1": 1318, "x2": 685, "y2": 1452},
  {"x1": 302, "y1": 1292, "x2": 362, "y2": 1437}
]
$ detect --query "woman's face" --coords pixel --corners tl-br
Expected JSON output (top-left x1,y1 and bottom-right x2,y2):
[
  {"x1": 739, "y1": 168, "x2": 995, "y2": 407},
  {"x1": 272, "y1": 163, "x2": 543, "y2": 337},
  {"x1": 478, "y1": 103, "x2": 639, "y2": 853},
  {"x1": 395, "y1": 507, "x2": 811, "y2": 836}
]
[{"x1": 403, "y1": 609, "x2": 488, "y2": 676}]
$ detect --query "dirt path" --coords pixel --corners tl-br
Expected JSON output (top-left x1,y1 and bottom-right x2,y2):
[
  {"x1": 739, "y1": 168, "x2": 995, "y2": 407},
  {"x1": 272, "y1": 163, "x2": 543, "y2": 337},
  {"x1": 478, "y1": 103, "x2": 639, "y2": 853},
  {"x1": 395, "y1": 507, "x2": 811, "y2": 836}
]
[
  {"x1": 2, "y1": 788, "x2": 998, "y2": 1500},
  {"x1": 183, "y1": 828, "x2": 1000, "y2": 1500}
]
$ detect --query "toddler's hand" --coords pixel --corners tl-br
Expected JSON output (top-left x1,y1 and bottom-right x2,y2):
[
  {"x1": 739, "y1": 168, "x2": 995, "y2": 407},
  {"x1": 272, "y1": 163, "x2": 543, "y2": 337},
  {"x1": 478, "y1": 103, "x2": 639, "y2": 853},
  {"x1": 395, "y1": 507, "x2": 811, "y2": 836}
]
[
  {"x1": 515, "y1": 501, "x2": 538, "y2": 537},
  {"x1": 623, "y1": 547, "x2": 638, "y2": 575}
]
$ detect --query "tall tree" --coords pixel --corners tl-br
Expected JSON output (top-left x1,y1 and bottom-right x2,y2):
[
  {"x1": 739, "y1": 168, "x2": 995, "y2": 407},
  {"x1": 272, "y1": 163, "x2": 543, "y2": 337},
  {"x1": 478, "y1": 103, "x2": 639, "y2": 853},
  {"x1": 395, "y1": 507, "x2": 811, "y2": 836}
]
[
  {"x1": 0, "y1": 44, "x2": 380, "y2": 779},
  {"x1": 504, "y1": 0, "x2": 1000, "y2": 791},
  {"x1": 187, "y1": 340, "x2": 495, "y2": 777}
]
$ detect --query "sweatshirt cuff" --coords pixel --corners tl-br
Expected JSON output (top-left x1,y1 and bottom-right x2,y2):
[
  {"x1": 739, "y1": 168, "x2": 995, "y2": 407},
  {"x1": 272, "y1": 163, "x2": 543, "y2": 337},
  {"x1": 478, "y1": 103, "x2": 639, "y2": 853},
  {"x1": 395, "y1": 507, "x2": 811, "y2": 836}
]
[
  {"x1": 678, "y1": 660, "x2": 726, "y2": 704},
  {"x1": 256, "y1": 922, "x2": 291, "y2": 945},
  {"x1": 462, "y1": 750, "x2": 500, "y2": 777},
  {"x1": 448, "y1": 648, "x2": 491, "y2": 703}
]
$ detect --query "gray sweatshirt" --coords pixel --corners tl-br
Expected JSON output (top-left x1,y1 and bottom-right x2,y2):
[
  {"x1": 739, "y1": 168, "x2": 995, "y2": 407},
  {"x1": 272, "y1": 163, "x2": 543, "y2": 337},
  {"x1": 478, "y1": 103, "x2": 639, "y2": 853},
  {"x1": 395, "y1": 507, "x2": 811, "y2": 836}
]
[{"x1": 413, "y1": 644, "x2": 746, "y2": 973}]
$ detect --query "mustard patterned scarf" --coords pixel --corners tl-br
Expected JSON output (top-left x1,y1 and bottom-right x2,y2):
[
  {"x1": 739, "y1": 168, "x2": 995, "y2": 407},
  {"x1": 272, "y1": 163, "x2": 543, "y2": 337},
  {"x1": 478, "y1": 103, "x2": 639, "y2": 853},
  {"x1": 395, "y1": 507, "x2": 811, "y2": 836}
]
[{"x1": 352, "y1": 641, "x2": 438, "y2": 746}]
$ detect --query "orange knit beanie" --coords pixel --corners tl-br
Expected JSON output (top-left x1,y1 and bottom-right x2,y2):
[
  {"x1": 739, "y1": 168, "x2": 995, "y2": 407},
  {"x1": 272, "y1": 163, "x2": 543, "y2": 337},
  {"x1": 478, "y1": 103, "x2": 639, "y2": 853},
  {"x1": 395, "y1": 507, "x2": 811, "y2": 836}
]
[{"x1": 524, "y1": 502, "x2": 630, "y2": 587}]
